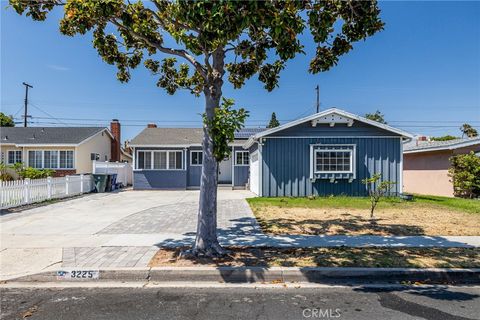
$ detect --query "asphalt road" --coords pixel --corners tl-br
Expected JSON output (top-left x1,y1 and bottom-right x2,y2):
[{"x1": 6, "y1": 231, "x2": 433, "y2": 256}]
[{"x1": 1, "y1": 285, "x2": 479, "y2": 320}]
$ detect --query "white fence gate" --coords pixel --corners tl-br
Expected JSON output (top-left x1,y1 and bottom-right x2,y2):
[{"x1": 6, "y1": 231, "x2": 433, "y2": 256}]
[
  {"x1": 0, "y1": 175, "x2": 94, "y2": 209},
  {"x1": 92, "y1": 161, "x2": 132, "y2": 186}
]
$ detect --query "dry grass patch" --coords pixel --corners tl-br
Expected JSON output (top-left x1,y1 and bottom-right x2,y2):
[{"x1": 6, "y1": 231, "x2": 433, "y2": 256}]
[
  {"x1": 251, "y1": 205, "x2": 480, "y2": 236},
  {"x1": 149, "y1": 247, "x2": 480, "y2": 269}
]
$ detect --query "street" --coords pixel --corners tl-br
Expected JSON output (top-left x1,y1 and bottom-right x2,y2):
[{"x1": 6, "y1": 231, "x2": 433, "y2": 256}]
[{"x1": 1, "y1": 285, "x2": 479, "y2": 320}]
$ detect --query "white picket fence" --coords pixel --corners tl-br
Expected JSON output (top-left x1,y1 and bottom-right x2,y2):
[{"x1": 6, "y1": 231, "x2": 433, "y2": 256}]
[
  {"x1": 0, "y1": 175, "x2": 94, "y2": 209},
  {"x1": 92, "y1": 161, "x2": 132, "y2": 186}
]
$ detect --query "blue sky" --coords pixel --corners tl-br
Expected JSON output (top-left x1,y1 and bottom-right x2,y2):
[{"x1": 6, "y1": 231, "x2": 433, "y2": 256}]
[{"x1": 1, "y1": 1, "x2": 479, "y2": 141}]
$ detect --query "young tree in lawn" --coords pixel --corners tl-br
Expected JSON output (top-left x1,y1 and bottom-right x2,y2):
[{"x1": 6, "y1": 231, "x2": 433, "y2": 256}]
[
  {"x1": 11, "y1": 0, "x2": 384, "y2": 256},
  {"x1": 365, "y1": 110, "x2": 387, "y2": 124},
  {"x1": 267, "y1": 112, "x2": 280, "y2": 128}
]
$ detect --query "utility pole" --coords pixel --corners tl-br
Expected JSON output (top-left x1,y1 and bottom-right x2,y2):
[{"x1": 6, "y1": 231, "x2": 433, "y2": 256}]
[
  {"x1": 22, "y1": 82, "x2": 33, "y2": 127},
  {"x1": 315, "y1": 84, "x2": 320, "y2": 113}
]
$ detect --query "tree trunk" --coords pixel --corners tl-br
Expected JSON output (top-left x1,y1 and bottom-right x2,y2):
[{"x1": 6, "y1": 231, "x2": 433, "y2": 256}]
[{"x1": 192, "y1": 48, "x2": 226, "y2": 256}]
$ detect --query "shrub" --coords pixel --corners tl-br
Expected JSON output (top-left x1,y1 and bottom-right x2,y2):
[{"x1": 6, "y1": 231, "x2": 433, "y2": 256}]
[
  {"x1": 449, "y1": 152, "x2": 480, "y2": 199},
  {"x1": 11, "y1": 163, "x2": 55, "y2": 180},
  {"x1": 0, "y1": 162, "x2": 14, "y2": 181},
  {"x1": 362, "y1": 174, "x2": 396, "y2": 219}
]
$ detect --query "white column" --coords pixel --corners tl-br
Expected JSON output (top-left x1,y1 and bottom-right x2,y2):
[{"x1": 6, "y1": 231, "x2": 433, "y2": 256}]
[
  {"x1": 24, "y1": 178, "x2": 30, "y2": 204},
  {"x1": 80, "y1": 174, "x2": 84, "y2": 193},
  {"x1": 65, "y1": 176, "x2": 70, "y2": 195},
  {"x1": 47, "y1": 177, "x2": 52, "y2": 199}
]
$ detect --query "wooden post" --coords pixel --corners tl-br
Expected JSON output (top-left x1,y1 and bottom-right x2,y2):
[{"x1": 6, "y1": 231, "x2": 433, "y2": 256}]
[{"x1": 47, "y1": 176, "x2": 52, "y2": 199}]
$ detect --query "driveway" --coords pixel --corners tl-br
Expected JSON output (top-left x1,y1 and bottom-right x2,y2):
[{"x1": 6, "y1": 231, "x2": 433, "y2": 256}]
[{"x1": 0, "y1": 189, "x2": 260, "y2": 279}]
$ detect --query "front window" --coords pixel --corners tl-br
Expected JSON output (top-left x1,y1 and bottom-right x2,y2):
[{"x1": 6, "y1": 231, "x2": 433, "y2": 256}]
[
  {"x1": 59, "y1": 151, "x2": 74, "y2": 169},
  {"x1": 235, "y1": 151, "x2": 249, "y2": 166},
  {"x1": 190, "y1": 151, "x2": 203, "y2": 166},
  {"x1": 7, "y1": 150, "x2": 22, "y2": 165},
  {"x1": 137, "y1": 150, "x2": 183, "y2": 170},
  {"x1": 44, "y1": 150, "x2": 59, "y2": 169},
  {"x1": 28, "y1": 151, "x2": 43, "y2": 168},
  {"x1": 314, "y1": 150, "x2": 352, "y2": 173},
  {"x1": 153, "y1": 151, "x2": 167, "y2": 169}
]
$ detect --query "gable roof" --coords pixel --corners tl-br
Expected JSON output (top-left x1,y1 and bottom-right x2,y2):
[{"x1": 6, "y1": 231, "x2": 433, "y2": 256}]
[
  {"x1": 0, "y1": 127, "x2": 111, "y2": 146},
  {"x1": 243, "y1": 108, "x2": 414, "y2": 148},
  {"x1": 404, "y1": 137, "x2": 480, "y2": 154},
  {"x1": 129, "y1": 127, "x2": 266, "y2": 147}
]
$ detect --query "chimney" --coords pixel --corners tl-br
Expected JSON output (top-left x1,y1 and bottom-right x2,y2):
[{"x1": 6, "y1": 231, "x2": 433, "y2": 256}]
[
  {"x1": 110, "y1": 119, "x2": 121, "y2": 162},
  {"x1": 147, "y1": 123, "x2": 157, "y2": 128}
]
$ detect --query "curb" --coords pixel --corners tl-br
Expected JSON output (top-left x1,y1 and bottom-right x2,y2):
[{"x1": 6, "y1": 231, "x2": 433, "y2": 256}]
[{"x1": 6, "y1": 267, "x2": 480, "y2": 285}]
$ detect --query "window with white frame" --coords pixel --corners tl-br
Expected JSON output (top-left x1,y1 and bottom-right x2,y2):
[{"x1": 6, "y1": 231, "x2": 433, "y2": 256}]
[
  {"x1": 235, "y1": 151, "x2": 249, "y2": 166},
  {"x1": 44, "y1": 150, "x2": 59, "y2": 169},
  {"x1": 28, "y1": 150, "x2": 74, "y2": 169},
  {"x1": 28, "y1": 151, "x2": 43, "y2": 168},
  {"x1": 59, "y1": 151, "x2": 74, "y2": 169},
  {"x1": 137, "y1": 150, "x2": 183, "y2": 170},
  {"x1": 314, "y1": 149, "x2": 352, "y2": 173},
  {"x1": 190, "y1": 151, "x2": 203, "y2": 166},
  {"x1": 7, "y1": 150, "x2": 22, "y2": 165}
]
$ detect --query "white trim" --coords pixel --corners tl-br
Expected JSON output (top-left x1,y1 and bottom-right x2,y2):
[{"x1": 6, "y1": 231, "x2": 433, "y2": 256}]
[
  {"x1": 260, "y1": 135, "x2": 405, "y2": 139},
  {"x1": 234, "y1": 150, "x2": 250, "y2": 166},
  {"x1": 399, "y1": 137, "x2": 403, "y2": 193},
  {"x1": 244, "y1": 108, "x2": 414, "y2": 148},
  {"x1": 189, "y1": 150, "x2": 203, "y2": 166},
  {"x1": 231, "y1": 146, "x2": 235, "y2": 187},
  {"x1": 14, "y1": 144, "x2": 78, "y2": 147},
  {"x1": 313, "y1": 149, "x2": 354, "y2": 174},
  {"x1": 129, "y1": 142, "x2": 246, "y2": 148},
  {"x1": 403, "y1": 138, "x2": 480, "y2": 154},
  {"x1": 258, "y1": 142, "x2": 263, "y2": 197},
  {"x1": 26, "y1": 149, "x2": 75, "y2": 170},
  {"x1": 77, "y1": 128, "x2": 114, "y2": 146}
]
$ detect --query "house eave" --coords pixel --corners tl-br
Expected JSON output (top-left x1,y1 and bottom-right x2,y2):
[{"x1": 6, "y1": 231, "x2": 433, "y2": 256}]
[
  {"x1": 243, "y1": 108, "x2": 414, "y2": 149},
  {"x1": 404, "y1": 139, "x2": 480, "y2": 154}
]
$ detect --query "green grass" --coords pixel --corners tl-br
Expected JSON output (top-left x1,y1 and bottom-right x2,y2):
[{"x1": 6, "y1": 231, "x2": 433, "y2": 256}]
[{"x1": 247, "y1": 194, "x2": 480, "y2": 214}]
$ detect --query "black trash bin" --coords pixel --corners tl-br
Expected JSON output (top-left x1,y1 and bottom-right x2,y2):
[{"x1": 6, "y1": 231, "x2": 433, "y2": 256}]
[{"x1": 93, "y1": 174, "x2": 109, "y2": 193}]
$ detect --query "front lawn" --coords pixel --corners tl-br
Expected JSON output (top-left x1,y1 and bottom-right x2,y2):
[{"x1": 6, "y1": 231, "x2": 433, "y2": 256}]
[
  {"x1": 247, "y1": 195, "x2": 480, "y2": 236},
  {"x1": 149, "y1": 247, "x2": 480, "y2": 269}
]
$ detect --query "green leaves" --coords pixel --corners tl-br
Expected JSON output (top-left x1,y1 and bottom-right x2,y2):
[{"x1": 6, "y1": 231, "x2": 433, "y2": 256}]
[
  {"x1": 449, "y1": 152, "x2": 480, "y2": 199},
  {"x1": 203, "y1": 98, "x2": 249, "y2": 162}
]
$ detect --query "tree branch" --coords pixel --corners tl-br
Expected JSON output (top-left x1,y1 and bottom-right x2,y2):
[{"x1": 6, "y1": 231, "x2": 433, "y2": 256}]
[{"x1": 110, "y1": 19, "x2": 206, "y2": 79}]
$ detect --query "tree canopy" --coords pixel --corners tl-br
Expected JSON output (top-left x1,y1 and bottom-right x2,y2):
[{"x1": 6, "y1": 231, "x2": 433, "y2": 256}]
[
  {"x1": 10, "y1": 0, "x2": 384, "y2": 256},
  {"x1": 460, "y1": 123, "x2": 478, "y2": 138},
  {"x1": 0, "y1": 112, "x2": 15, "y2": 127},
  {"x1": 365, "y1": 110, "x2": 386, "y2": 124},
  {"x1": 267, "y1": 112, "x2": 280, "y2": 128}
]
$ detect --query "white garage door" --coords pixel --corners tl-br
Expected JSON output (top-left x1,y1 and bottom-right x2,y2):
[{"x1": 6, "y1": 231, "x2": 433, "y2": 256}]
[{"x1": 249, "y1": 151, "x2": 259, "y2": 195}]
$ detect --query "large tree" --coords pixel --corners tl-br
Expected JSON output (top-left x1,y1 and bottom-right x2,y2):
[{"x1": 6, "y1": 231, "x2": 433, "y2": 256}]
[{"x1": 11, "y1": 0, "x2": 383, "y2": 256}]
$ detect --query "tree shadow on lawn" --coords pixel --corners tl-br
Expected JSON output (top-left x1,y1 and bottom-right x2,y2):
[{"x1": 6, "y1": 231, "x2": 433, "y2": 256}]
[{"x1": 257, "y1": 215, "x2": 426, "y2": 236}]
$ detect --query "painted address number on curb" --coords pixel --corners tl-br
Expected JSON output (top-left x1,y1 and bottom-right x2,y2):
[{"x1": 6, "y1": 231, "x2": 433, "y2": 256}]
[{"x1": 57, "y1": 270, "x2": 100, "y2": 280}]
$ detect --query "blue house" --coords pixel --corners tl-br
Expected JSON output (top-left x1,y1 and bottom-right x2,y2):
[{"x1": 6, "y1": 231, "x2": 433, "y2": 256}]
[{"x1": 129, "y1": 108, "x2": 413, "y2": 196}]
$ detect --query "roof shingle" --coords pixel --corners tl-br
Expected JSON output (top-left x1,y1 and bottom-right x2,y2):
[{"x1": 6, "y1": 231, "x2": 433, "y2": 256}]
[{"x1": 0, "y1": 127, "x2": 107, "y2": 145}]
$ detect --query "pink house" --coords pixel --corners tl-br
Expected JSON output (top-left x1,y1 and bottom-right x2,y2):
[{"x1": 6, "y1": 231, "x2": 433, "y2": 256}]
[{"x1": 403, "y1": 137, "x2": 480, "y2": 197}]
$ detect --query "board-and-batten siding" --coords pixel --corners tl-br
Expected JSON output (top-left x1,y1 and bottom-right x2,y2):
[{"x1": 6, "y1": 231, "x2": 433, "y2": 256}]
[{"x1": 261, "y1": 137, "x2": 401, "y2": 197}]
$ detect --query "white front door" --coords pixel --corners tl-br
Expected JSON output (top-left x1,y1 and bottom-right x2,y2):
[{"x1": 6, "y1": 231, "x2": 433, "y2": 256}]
[
  {"x1": 249, "y1": 151, "x2": 259, "y2": 195},
  {"x1": 218, "y1": 156, "x2": 232, "y2": 183}
]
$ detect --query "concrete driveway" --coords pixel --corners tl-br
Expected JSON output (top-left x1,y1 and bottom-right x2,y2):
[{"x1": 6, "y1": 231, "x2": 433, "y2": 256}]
[{"x1": 0, "y1": 189, "x2": 259, "y2": 279}]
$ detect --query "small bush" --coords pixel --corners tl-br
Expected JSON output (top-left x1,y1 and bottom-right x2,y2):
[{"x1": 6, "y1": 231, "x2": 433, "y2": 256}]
[
  {"x1": 449, "y1": 152, "x2": 480, "y2": 199},
  {"x1": 11, "y1": 163, "x2": 55, "y2": 180}
]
